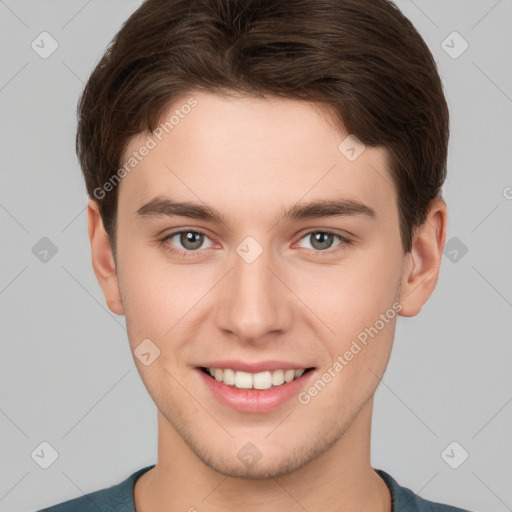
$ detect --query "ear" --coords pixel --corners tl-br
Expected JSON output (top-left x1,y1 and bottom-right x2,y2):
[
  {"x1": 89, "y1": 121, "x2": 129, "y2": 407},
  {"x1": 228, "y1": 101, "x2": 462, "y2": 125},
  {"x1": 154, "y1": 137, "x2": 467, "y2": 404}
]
[
  {"x1": 87, "y1": 199, "x2": 124, "y2": 316},
  {"x1": 398, "y1": 197, "x2": 447, "y2": 317}
]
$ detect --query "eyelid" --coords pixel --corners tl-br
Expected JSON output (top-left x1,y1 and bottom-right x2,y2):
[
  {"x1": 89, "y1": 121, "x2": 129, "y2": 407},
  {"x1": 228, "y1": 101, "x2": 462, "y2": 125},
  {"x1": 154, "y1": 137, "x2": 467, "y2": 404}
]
[
  {"x1": 159, "y1": 228, "x2": 352, "y2": 257},
  {"x1": 159, "y1": 228, "x2": 216, "y2": 258},
  {"x1": 294, "y1": 229, "x2": 351, "y2": 253}
]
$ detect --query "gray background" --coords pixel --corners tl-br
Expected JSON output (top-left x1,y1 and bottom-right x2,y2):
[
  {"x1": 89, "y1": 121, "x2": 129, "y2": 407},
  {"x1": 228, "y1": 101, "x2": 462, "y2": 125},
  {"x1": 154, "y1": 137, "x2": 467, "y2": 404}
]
[{"x1": 1, "y1": 1, "x2": 511, "y2": 511}]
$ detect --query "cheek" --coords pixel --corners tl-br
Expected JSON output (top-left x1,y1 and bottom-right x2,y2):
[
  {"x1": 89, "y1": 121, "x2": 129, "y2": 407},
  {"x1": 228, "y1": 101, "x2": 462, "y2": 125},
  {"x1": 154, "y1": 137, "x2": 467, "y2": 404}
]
[
  {"x1": 120, "y1": 267, "x2": 198, "y2": 340},
  {"x1": 116, "y1": 242, "x2": 216, "y2": 370},
  {"x1": 296, "y1": 244, "x2": 402, "y2": 334},
  {"x1": 115, "y1": 237, "x2": 178, "y2": 340}
]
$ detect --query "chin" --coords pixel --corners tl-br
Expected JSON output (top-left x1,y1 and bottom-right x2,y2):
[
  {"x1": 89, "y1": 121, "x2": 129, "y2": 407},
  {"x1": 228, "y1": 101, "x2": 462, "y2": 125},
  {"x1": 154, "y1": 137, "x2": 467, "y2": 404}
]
[{"x1": 199, "y1": 450, "x2": 309, "y2": 480}]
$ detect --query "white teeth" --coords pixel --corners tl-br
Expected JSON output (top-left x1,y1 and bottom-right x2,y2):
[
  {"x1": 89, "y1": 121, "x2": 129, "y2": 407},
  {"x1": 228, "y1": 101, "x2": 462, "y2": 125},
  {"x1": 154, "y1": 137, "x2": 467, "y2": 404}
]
[
  {"x1": 205, "y1": 367, "x2": 308, "y2": 389},
  {"x1": 272, "y1": 369, "x2": 285, "y2": 386},
  {"x1": 223, "y1": 368, "x2": 235, "y2": 386},
  {"x1": 253, "y1": 371, "x2": 272, "y2": 390},
  {"x1": 284, "y1": 369, "x2": 295, "y2": 382},
  {"x1": 234, "y1": 371, "x2": 253, "y2": 389}
]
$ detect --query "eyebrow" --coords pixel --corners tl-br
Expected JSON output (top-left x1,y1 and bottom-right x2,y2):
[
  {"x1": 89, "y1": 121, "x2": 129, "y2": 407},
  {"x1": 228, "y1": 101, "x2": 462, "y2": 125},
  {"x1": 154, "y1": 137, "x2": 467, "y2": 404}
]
[{"x1": 135, "y1": 196, "x2": 376, "y2": 225}]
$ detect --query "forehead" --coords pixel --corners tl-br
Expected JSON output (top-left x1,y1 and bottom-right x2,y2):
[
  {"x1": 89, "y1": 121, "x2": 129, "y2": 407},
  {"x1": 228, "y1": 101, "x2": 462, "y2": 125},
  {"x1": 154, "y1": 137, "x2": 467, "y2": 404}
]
[{"x1": 117, "y1": 92, "x2": 395, "y2": 224}]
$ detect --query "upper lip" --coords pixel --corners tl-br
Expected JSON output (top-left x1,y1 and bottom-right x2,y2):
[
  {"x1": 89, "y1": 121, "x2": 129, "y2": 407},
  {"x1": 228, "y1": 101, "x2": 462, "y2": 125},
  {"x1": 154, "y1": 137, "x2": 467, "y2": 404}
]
[{"x1": 198, "y1": 360, "x2": 314, "y2": 373}]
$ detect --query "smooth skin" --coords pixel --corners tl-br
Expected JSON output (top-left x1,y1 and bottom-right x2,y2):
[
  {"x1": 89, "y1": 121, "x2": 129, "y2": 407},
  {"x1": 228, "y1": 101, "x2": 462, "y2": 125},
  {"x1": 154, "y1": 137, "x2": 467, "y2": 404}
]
[{"x1": 88, "y1": 92, "x2": 447, "y2": 511}]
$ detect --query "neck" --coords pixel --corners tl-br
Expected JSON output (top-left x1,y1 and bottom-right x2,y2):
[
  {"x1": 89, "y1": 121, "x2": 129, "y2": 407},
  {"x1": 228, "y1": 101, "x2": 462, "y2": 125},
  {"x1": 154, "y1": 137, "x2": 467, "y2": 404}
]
[{"x1": 134, "y1": 399, "x2": 391, "y2": 512}]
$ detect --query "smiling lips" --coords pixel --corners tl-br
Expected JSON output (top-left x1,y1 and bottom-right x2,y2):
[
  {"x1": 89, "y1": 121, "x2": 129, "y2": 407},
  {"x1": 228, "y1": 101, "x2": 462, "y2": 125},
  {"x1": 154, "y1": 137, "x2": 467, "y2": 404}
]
[
  {"x1": 197, "y1": 360, "x2": 316, "y2": 412},
  {"x1": 202, "y1": 367, "x2": 308, "y2": 389}
]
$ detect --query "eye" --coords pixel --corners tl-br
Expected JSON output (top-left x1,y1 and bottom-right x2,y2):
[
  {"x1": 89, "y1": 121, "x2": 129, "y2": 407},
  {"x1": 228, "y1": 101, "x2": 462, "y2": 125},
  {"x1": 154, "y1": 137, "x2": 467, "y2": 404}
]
[
  {"x1": 161, "y1": 229, "x2": 214, "y2": 254},
  {"x1": 296, "y1": 231, "x2": 349, "y2": 252},
  {"x1": 159, "y1": 228, "x2": 351, "y2": 259}
]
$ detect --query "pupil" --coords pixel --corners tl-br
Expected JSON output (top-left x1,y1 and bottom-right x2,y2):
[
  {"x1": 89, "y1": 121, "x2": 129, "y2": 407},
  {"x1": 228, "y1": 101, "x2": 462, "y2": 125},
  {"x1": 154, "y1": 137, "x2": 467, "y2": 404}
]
[
  {"x1": 312, "y1": 232, "x2": 332, "y2": 250},
  {"x1": 181, "y1": 232, "x2": 203, "y2": 250}
]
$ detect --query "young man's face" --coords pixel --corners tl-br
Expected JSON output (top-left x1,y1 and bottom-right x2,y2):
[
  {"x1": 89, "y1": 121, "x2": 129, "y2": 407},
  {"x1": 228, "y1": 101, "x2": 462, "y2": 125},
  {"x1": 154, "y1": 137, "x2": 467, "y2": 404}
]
[{"x1": 90, "y1": 92, "x2": 439, "y2": 479}]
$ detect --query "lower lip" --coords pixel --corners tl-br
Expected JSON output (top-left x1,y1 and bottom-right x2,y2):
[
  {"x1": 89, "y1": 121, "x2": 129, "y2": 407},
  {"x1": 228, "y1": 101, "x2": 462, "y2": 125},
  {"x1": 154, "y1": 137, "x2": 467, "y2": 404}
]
[{"x1": 197, "y1": 368, "x2": 315, "y2": 413}]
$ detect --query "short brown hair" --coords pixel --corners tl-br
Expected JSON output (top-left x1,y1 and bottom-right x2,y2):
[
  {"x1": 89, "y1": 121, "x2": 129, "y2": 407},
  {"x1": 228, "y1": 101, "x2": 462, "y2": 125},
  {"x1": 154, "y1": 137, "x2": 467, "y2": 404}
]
[{"x1": 77, "y1": 0, "x2": 449, "y2": 253}]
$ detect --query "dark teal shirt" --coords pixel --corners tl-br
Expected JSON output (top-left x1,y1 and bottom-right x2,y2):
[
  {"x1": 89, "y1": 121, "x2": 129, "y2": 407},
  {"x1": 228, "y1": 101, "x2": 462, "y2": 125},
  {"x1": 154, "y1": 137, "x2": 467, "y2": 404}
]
[{"x1": 36, "y1": 465, "x2": 473, "y2": 511}]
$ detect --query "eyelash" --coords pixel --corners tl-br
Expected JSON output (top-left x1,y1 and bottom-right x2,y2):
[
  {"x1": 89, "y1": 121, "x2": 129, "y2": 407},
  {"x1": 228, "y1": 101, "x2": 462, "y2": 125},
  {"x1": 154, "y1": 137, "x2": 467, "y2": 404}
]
[{"x1": 158, "y1": 229, "x2": 352, "y2": 259}]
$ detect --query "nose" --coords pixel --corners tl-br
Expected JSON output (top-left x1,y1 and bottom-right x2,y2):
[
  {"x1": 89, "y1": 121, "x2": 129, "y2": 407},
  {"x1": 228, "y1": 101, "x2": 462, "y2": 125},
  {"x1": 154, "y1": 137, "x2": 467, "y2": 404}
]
[{"x1": 214, "y1": 242, "x2": 293, "y2": 344}]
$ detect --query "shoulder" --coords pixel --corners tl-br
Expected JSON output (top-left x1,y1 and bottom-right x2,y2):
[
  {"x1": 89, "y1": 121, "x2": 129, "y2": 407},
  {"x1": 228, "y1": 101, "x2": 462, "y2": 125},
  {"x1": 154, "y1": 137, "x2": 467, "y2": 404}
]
[
  {"x1": 376, "y1": 470, "x2": 474, "y2": 512},
  {"x1": 35, "y1": 465, "x2": 155, "y2": 512}
]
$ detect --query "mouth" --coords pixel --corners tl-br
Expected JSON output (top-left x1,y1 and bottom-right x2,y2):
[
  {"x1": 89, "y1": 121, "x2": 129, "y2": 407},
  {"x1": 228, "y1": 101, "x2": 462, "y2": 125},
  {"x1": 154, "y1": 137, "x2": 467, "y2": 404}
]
[
  {"x1": 196, "y1": 365, "x2": 316, "y2": 413},
  {"x1": 199, "y1": 366, "x2": 315, "y2": 390}
]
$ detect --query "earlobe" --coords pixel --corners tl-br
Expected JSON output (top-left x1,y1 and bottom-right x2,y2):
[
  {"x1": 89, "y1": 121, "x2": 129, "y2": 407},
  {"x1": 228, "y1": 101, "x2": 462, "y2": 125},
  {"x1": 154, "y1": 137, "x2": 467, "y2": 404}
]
[
  {"x1": 398, "y1": 197, "x2": 447, "y2": 317},
  {"x1": 87, "y1": 199, "x2": 124, "y2": 316}
]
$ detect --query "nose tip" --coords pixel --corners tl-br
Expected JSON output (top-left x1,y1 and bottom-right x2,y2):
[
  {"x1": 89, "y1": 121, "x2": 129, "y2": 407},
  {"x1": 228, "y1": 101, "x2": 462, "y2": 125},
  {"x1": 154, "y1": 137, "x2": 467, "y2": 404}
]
[{"x1": 214, "y1": 247, "x2": 292, "y2": 342}]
